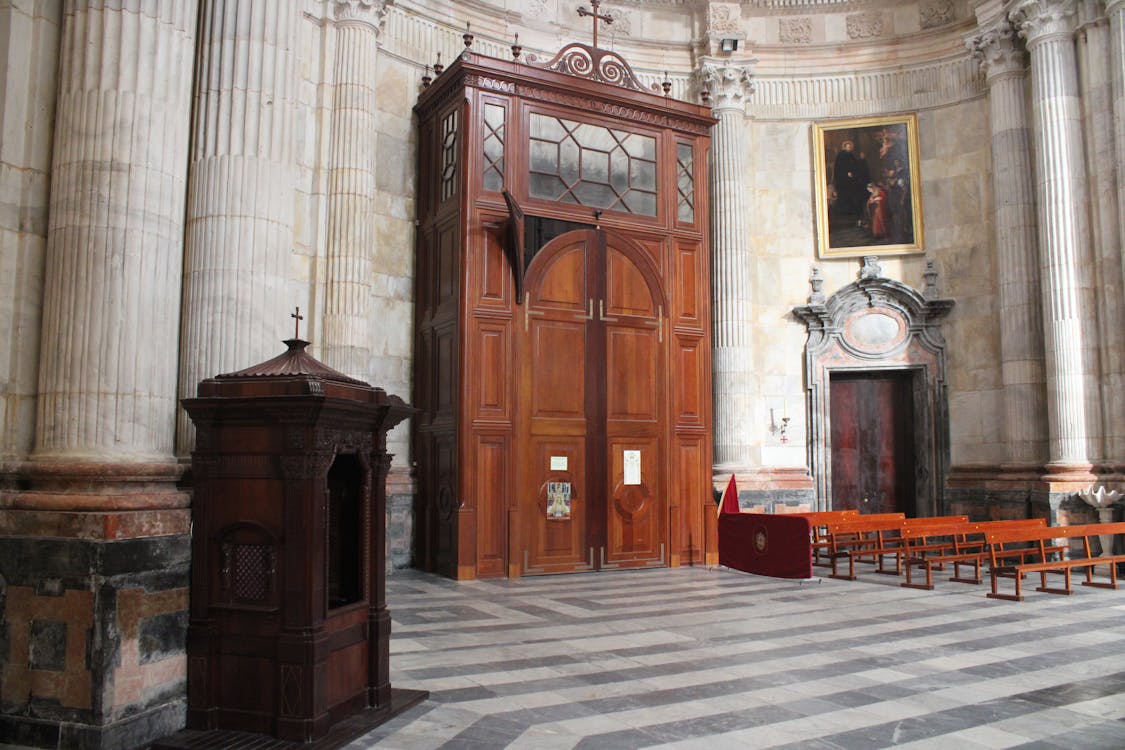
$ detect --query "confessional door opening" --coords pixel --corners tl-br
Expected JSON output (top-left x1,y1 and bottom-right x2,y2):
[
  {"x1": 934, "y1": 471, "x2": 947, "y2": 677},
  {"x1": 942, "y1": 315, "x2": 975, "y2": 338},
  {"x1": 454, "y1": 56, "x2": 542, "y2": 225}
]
[
  {"x1": 519, "y1": 229, "x2": 667, "y2": 574},
  {"x1": 829, "y1": 370, "x2": 917, "y2": 516}
]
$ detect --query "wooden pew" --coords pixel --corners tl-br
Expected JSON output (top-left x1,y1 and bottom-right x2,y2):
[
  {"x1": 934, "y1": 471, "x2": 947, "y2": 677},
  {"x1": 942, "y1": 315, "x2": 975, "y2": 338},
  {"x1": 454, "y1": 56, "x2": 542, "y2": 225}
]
[
  {"x1": 824, "y1": 515, "x2": 969, "y2": 580},
  {"x1": 782, "y1": 509, "x2": 862, "y2": 566},
  {"x1": 900, "y1": 518, "x2": 1048, "y2": 590},
  {"x1": 985, "y1": 522, "x2": 1125, "y2": 601}
]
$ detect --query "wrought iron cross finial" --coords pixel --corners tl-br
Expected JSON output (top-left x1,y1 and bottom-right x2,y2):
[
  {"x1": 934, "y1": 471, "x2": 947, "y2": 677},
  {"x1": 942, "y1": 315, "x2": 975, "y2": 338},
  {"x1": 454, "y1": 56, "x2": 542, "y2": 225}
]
[
  {"x1": 291, "y1": 306, "x2": 304, "y2": 339},
  {"x1": 577, "y1": 0, "x2": 613, "y2": 48}
]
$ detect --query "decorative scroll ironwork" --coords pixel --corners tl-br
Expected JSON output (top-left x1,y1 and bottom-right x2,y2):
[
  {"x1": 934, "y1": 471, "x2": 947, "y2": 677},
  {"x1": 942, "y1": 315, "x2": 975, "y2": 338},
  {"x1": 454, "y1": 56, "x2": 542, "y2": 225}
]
[{"x1": 538, "y1": 43, "x2": 648, "y2": 93}]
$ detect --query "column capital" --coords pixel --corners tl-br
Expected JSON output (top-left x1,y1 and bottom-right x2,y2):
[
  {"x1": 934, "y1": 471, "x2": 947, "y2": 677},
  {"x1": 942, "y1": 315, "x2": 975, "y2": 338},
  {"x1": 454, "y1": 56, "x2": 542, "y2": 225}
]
[
  {"x1": 333, "y1": 0, "x2": 389, "y2": 32},
  {"x1": 966, "y1": 18, "x2": 1026, "y2": 80},
  {"x1": 696, "y1": 57, "x2": 756, "y2": 113},
  {"x1": 1010, "y1": 0, "x2": 1078, "y2": 47},
  {"x1": 1107, "y1": 0, "x2": 1125, "y2": 15}
]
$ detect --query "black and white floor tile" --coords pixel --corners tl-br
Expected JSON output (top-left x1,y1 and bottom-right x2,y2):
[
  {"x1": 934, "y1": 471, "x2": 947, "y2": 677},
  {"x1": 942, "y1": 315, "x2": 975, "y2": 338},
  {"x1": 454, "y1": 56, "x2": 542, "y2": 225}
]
[{"x1": 347, "y1": 566, "x2": 1125, "y2": 749}]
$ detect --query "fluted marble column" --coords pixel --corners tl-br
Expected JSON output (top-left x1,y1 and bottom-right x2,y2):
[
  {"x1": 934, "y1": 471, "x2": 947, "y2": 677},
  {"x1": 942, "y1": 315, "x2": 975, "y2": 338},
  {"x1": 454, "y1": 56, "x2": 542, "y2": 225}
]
[
  {"x1": 1011, "y1": 0, "x2": 1097, "y2": 474},
  {"x1": 35, "y1": 1, "x2": 198, "y2": 462},
  {"x1": 322, "y1": 0, "x2": 386, "y2": 377},
  {"x1": 967, "y1": 20, "x2": 1049, "y2": 469},
  {"x1": 1076, "y1": 4, "x2": 1124, "y2": 460},
  {"x1": 1109, "y1": 1, "x2": 1125, "y2": 397},
  {"x1": 178, "y1": 0, "x2": 299, "y2": 453},
  {"x1": 699, "y1": 58, "x2": 755, "y2": 472}
]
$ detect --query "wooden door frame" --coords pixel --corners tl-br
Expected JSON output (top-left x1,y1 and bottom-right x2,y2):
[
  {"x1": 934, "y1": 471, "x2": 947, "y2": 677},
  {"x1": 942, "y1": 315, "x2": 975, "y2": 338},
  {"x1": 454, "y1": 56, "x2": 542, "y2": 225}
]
[{"x1": 793, "y1": 265, "x2": 954, "y2": 515}]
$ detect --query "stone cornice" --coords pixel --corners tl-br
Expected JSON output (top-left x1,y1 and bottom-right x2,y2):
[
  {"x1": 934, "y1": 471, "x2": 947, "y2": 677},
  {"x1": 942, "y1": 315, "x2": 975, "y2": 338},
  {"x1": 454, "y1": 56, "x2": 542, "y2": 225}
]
[
  {"x1": 966, "y1": 17, "x2": 1026, "y2": 80},
  {"x1": 697, "y1": 57, "x2": 757, "y2": 112},
  {"x1": 1010, "y1": 0, "x2": 1078, "y2": 46}
]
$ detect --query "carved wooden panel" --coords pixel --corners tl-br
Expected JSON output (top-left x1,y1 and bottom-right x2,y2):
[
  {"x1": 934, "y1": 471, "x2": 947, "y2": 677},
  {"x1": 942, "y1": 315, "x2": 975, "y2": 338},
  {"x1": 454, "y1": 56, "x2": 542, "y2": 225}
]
[
  {"x1": 474, "y1": 436, "x2": 509, "y2": 577},
  {"x1": 473, "y1": 322, "x2": 510, "y2": 421},
  {"x1": 675, "y1": 240, "x2": 703, "y2": 326},
  {"x1": 675, "y1": 339, "x2": 705, "y2": 425},
  {"x1": 675, "y1": 436, "x2": 707, "y2": 565},
  {"x1": 477, "y1": 226, "x2": 511, "y2": 306}
]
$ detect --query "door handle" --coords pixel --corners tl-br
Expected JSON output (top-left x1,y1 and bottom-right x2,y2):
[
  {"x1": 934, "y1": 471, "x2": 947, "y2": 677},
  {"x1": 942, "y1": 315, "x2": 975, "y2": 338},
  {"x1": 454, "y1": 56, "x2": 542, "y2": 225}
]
[{"x1": 524, "y1": 292, "x2": 545, "y2": 331}]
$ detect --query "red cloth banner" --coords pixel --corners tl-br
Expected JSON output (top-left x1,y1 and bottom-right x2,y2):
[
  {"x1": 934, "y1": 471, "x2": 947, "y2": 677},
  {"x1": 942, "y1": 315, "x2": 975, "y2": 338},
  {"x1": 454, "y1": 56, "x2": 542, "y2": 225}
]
[
  {"x1": 718, "y1": 474, "x2": 740, "y2": 515},
  {"x1": 719, "y1": 512, "x2": 813, "y2": 579}
]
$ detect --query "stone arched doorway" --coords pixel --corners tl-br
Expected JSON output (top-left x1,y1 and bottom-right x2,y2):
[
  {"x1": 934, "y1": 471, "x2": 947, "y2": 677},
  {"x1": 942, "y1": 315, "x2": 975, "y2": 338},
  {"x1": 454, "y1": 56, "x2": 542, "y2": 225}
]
[{"x1": 793, "y1": 258, "x2": 954, "y2": 515}]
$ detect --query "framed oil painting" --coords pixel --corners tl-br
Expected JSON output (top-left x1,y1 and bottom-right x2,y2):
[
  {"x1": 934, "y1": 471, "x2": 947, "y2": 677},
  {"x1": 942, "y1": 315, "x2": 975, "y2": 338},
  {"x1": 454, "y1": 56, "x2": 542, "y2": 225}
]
[{"x1": 813, "y1": 114, "x2": 924, "y2": 258}]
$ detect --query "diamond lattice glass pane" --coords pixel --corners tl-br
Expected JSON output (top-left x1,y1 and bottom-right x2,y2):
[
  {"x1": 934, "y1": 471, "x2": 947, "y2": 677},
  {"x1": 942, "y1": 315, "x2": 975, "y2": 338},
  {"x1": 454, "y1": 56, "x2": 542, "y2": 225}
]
[
  {"x1": 573, "y1": 181, "x2": 618, "y2": 208},
  {"x1": 610, "y1": 150, "x2": 629, "y2": 191},
  {"x1": 572, "y1": 123, "x2": 616, "y2": 151},
  {"x1": 582, "y1": 150, "x2": 611, "y2": 184},
  {"x1": 678, "y1": 200, "x2": 694, "y2": 223},
  {"x1": 530, "y1": 113, "x2": 567, "y2": 141},
  {"x1": 530, "y1": 173, "x2": 568, "y2": 201},
  {"x1": 484, "y1": 136, "x2": 503, "y2": 163},
  {"x1": 630, "y1": 159, "x2": 656, "y2": 191},
  {"x1": 484, "y1": 167, "x2": 503, "y2": 192},
  {"x1": 625, "y1": 190, "x2": 657, "y2": 216},
  {"x1": 622, "y1": 133, "x2": 657, "y2": 160},
  {"x1": 484, "y1": 103, "x2": 504, "y2": 130},
  {"x1": 677, "y1": 143, "x2": 693, "y2": 169},
  {"x1": 559, "y1": 139, "x2": 581, "y2": 185},
  {"x1": 529, "y1": 140, "x2": 559, "y2": 173}
]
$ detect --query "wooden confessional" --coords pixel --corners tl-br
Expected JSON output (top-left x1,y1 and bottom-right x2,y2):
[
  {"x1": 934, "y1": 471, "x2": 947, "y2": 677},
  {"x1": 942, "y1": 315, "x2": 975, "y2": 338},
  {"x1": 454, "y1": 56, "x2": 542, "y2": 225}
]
[{"x1": 412, "y1": 42, "x2": 716, "y2": 579}]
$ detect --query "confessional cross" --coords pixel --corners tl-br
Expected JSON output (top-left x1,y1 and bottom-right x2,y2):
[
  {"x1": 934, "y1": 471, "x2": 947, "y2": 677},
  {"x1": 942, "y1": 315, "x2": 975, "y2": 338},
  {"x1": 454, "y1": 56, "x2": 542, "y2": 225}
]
[
  {"x1": 291, "y1": 307, "x2": 304, "y2": 339},
  {"x1": 577, "y1": 0, "x2": 613, "y2": 48}
]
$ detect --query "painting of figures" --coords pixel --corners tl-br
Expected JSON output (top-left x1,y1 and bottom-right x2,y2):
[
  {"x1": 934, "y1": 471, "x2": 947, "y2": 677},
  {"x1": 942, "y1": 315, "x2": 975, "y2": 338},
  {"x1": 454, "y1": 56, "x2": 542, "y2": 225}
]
[{"x1": 813, "y1": 114, "x2": 924, "y2": 258}]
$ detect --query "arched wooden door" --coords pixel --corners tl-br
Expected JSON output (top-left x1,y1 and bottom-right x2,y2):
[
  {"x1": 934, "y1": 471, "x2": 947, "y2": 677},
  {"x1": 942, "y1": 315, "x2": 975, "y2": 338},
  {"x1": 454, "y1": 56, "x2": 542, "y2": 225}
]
[{"x1": 519, "y1": 229, "x2": 667, "y2": 574}]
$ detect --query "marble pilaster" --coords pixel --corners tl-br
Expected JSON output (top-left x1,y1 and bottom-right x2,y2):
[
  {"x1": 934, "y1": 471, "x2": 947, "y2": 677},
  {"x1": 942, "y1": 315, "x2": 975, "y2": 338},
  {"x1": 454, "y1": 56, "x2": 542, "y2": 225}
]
[
  {"x1": 34, "y1": 1, "x2": 197, "y2": 464},
  {"x1": 0, "y1": 2, "x2": 59, "y2": 465},
  {"x1": 1075, "y1": 4, "x2": 1125, "y2": 461},
  {"x1": 967, "y1": 19, "x2": 1048, "y2": 469},
  {"x1": 1011, "y1": 0, "x2": 1097, "y2": 477},
  {"x1": 1108, "y1": 0, "x2": 1125, "y2": 458},
  {"x1": 177, "y1": 0, "x2": 300, "y2": 454},
  {"x1": 698, "y1": 57, "x2": 756, "y2": 473},
  {"x1": 322, "y1": 0, "x2": 387, "y2": 377}
]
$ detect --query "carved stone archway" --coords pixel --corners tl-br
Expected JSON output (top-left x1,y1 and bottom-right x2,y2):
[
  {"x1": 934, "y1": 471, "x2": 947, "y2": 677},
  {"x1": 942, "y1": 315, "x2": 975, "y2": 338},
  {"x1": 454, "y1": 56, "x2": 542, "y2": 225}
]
[{"x1": 793, "y1": 259, "x2": 954, "y2": 514}]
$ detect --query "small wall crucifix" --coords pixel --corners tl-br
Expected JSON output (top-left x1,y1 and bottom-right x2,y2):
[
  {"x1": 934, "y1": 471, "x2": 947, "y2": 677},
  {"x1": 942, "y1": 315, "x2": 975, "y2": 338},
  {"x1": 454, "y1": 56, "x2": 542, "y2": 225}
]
[{"x1": 577, "y1": 0, "x2": 613, "y2": 48}]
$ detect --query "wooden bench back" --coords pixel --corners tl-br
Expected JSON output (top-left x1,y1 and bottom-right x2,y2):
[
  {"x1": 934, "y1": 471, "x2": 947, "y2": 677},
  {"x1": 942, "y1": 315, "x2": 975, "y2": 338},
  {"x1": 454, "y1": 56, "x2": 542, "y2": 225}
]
[
  {"x1": 899, "y1": 517, "x2": 1046, "y2": 541},
  {"x1": 783, "y1": 510, "x2": 860, "y2": 525},
  {"x1": 985, "y1": 521, "x2": 1125, "y2": 545},
  {"x1": 827, "y1": 515, "x2": 967, "y2": 536}
]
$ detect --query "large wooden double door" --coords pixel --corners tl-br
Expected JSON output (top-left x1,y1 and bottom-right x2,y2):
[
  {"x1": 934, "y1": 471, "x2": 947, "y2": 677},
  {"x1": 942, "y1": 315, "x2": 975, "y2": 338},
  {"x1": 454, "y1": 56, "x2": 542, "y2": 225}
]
[{"x1": 520, "y1": 229, "x2": 667, "y2": 574}]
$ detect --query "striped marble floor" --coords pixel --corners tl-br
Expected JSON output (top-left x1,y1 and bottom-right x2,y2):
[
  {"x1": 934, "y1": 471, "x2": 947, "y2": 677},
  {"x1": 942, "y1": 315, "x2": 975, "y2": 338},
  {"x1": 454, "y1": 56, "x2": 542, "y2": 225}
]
[{"x1": 347, "y1": 565, "x2": 1125, "y2": 749}]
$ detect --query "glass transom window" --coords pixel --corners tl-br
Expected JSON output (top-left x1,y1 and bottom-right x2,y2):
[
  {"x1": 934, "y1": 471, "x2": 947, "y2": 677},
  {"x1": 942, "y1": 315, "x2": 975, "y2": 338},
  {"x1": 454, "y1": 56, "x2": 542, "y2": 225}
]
[{"x1": 528, "y1": 113, "x2": 657, "y2": 216}]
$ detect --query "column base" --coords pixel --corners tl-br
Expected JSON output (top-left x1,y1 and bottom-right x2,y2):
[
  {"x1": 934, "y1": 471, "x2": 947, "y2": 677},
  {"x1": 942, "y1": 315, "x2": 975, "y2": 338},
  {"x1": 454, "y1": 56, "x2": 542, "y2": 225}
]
[
  {"x1": 0, "y1": 461, "x2": 191, "y2": 750},
  {"x1": 711, "y1": 466, "x2": 815, "y2": 511}
]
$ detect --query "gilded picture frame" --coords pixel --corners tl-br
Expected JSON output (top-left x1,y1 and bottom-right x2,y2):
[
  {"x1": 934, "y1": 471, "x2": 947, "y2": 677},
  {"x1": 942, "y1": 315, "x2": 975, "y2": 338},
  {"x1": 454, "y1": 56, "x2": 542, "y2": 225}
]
[{"x1": 813, "y1": 114, "x2": 924, "y2": 258}]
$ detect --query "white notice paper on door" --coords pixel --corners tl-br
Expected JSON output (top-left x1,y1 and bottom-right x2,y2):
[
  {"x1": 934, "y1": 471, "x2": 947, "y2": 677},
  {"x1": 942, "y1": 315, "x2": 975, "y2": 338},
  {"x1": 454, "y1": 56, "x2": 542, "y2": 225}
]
[
  {"x1": 550, "y1": 456, "x2": 568, "y2": 471},
  {"x1": 623, "y1": 450, "x2": 641, "y2": 485}
]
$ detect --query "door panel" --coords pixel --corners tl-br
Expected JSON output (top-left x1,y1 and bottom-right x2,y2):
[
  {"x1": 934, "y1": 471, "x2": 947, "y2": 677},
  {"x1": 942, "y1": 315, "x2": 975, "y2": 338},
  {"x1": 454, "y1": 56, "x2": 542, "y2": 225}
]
[
  {"x1": 530, "y1": 321, "x2": 587, "y2": 419},
  {"x1": 604, "y1": 436, "x2": 662, "y2": 567},
  {"x1": 830, "y1": 371, "x2": 916, "y2": 516},
  {"x1": 521, "y1": 230, "x2": 667, "y2": 574}
]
